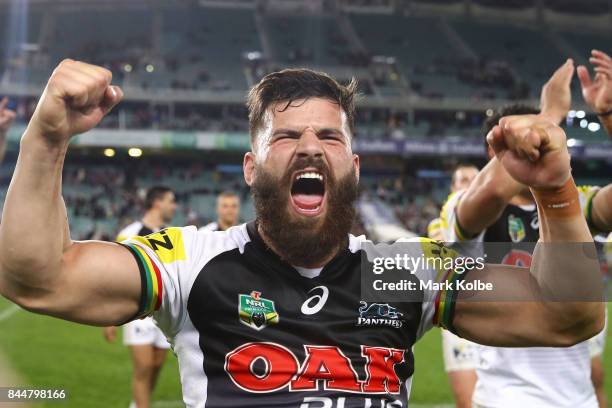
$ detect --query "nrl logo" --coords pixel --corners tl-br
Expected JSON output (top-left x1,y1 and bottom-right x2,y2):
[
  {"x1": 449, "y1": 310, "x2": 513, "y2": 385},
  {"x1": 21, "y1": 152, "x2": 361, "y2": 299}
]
[
  {"x1": 508, "y1": 214, "x2": 526, "y2": 243},
  {"x1": 238, "y1": 291, "x2": 279, "y2": 331}
]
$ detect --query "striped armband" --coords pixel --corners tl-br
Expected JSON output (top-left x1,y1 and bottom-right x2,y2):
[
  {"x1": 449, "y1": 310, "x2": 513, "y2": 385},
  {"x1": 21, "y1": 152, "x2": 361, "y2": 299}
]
[
  {"x1": 432, "y1": 267, "x2": 469, "y2": 334},
  {"x1": 121, "y1": 243, "x2": 164, "y2": 320}
]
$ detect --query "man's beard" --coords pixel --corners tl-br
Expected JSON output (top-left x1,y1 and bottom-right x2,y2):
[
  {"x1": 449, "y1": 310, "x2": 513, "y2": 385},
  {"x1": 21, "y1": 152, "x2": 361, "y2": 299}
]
[{"x1": 251, "y1": 158, "x2": 358, "y2": 267}]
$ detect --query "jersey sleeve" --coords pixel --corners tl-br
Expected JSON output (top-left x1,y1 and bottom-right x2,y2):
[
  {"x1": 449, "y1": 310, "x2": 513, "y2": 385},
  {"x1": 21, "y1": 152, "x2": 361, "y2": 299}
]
[
  {"x1": 120, "y1": 226, "x2": 199, "y2": 338},
  {"x1": 440, "y1": 191, "x2": 484, "y2": 243},
  {"x1": 577, "y1": 185, "x2": 601, "y2": 231},
  {"x1": 397, "y1": 237, "x2": 469, "y2": 339},
  {"x1": 427, "y1": 217, "x2": 444, "y2": 240}
]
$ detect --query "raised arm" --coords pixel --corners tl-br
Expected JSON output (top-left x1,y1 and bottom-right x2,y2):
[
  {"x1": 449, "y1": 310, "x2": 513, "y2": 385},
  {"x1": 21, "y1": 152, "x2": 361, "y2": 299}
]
[
  {"x1": 0, "y1": 60, "x2": 142, "y2": 326},
  {"x1": 456, "y1": 60, "x2": 575, "y2": 237},
  {"x1": 455, "y1": 157, "x2": 524, "y2": 237},
  {"x1": 451, "y1": 115, "x2": 604, "y2": 347},
  {"x1": 578, "y1": 50, "x2": 612, "y2": 140}
]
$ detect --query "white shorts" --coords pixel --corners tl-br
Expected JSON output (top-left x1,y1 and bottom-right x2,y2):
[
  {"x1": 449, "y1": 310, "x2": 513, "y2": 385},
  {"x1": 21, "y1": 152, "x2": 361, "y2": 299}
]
[
  {"x1": 123, "y1": 317, "x2": 170, "y2": 349},
  {"x1": 442, "y1": 329, "x2": 479, "y2": 372},
  {"x1": 588, "y1": 309, "x2": 608, "y2": 358}
]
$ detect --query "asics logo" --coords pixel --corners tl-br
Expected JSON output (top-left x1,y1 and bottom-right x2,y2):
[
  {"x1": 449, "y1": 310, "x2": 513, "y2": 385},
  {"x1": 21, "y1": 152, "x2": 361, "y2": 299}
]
[{"x1": 301, "y1": 286, "x2": 329, "y2": 315}]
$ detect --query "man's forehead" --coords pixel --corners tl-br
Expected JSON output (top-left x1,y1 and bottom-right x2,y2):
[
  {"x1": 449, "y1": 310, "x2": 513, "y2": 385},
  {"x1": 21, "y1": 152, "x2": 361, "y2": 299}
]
[{"x1": 269, "y1": 98, "x2": 344, "y2": 128}]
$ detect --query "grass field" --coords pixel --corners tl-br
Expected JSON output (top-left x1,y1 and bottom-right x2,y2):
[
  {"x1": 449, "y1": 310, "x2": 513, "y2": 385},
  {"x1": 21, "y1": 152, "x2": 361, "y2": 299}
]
[{"x1": 0, "y1": 296, "x2": 610, "y2": 407}]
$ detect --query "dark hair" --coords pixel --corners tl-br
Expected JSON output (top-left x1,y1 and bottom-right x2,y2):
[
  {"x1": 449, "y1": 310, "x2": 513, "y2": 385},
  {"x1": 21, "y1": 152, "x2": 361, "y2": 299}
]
[
  {"x1": 482, "y1": 104, "x2": 540, "y2": 151},
  {"x1": 145, "y1": 186, "x2": 173, "y2": 210},
  {"x1": 246, "y1": 68, "x2": 358, "y2": 147}
]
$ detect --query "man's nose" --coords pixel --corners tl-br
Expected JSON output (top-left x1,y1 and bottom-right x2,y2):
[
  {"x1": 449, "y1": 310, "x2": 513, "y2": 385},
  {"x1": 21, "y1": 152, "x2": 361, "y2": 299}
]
[{"x1": 295, "y1": 129, "x2": 324, "y2": 159}]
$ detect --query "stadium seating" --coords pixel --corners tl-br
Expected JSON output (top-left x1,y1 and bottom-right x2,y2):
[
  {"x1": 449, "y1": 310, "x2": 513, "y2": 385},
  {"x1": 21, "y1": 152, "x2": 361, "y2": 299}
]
[
  {"x1": 265, "y1": 15, "x2": 351, "y2": 67},
  {"x1": 349, "y1": 13, "x2": 478, "y2": 98},
  {"x1": 159, "y1": 7, "x2": 260, "y2": 90},
  {"x1": 450, "y1": 20, "x2": 565, "y2": 92}
]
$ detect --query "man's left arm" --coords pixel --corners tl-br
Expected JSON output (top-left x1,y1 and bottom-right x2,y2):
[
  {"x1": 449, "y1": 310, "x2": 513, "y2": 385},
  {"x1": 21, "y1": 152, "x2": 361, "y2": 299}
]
[{"x1": 442, "y1": 115, "x2": 605, "y2": 347}]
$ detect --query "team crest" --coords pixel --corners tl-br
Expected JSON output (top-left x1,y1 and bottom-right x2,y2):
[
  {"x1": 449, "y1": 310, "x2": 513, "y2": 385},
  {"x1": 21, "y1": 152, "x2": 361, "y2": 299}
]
[
  {"x1": 508, "y1": 214, "x2": 526, "y2": 243},
  {"x1": 238, "y1": 291, "x2": 279, "y2": 331},
  {"x1": 356, "y1": 301, "x2": 403, "y2": 328}
]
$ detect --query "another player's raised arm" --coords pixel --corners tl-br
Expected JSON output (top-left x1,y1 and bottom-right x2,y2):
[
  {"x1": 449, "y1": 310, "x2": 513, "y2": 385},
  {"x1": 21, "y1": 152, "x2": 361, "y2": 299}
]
[
  {"x1": 455, "y1": 157, "x2": 524, "y2": 238},
  {"x1": 0, "y1": 60, "x2": 141, "y2": 326},
  {"x1": 451, "y1": 115, "x2": 605, "y2": 347},
  {"x1": 578, "y1": 49, "x2": 612, "y2": 140}
]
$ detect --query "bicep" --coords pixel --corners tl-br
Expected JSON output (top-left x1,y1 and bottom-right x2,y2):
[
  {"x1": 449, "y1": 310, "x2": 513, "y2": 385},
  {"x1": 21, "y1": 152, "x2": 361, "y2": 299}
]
[
  {"x1": 44, "y1": 241, "x2": 141, "y2": 326},
  {"x1": 452, "y1": 264, "x2": 557, "y2": 347}
]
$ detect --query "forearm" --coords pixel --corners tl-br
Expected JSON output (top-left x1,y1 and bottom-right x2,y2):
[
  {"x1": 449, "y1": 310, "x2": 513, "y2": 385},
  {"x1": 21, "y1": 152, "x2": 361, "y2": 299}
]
[
  {"x1": 0, "y1": 126, "x2": 71, "y2": 294},
  {"x1": 530, "y1": 178, "x2": 603, "y2": 337},
  {"x1": 457, "y1": 157, "x2": 524, "y2": 235}
]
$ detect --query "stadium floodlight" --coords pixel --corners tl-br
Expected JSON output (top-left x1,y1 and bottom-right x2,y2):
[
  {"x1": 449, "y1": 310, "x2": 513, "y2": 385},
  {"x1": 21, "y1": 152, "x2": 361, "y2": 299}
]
[
  {"x1": 245, "y1": 51, "x2": 262, "y2": 61},
  {"x1": 128, "y1": 148, "x2": 143, "y2": 158},
  {"x1": 576, "y1": 110, "x2": 586, "y2": 119},
  {"x1": 103, "y1": 148, "x2": 115, "y2": 157},
  {"x1": 587, "y1": 122, "x2": 601, "y2": 132},
  {"x1": 580, "y1": 119, "x2": 588, "y2": 128}
]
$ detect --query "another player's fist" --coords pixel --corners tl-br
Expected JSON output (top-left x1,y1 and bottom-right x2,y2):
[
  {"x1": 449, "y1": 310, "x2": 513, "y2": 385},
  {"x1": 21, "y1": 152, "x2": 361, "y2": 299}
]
[
  {"x1": 30, "y1": 59, "x2": 123, "y2": 145},
  {"x1": 487, "y1": 114, "x2": 570, "y2": 190}
]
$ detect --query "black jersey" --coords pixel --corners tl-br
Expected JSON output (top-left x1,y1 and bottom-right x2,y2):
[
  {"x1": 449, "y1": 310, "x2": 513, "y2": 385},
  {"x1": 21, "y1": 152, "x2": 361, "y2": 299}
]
[
  {"x1": 440, "y1": 187, "x2": 600, "y2": 264},
  {"x1": 121, "y1": 222, "x2": 461, "y2": 408},
  {"x1": 116, "y1": 220, "x2": 157, "y2": 242}
]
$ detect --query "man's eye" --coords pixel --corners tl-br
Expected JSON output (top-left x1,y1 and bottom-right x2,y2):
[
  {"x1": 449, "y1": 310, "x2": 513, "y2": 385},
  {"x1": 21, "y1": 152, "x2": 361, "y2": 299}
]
[
  {"x1": 276, "y1": 133, "x2": 297, "y2": 140},
  {"x1": 321, "y1": 134, "x2": 342, "y2": 141}
]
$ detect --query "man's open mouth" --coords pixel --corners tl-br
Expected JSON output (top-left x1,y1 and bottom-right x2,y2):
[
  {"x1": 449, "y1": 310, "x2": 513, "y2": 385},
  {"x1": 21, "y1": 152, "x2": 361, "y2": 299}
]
[{"x1": 290, "y1": 169, "x2": 326, "y2": 216}]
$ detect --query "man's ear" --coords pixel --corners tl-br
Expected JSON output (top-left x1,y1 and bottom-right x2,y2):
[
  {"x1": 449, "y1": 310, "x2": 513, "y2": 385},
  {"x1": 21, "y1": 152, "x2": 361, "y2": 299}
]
[
  {"x1": 244, "y1": 152, "x2": 256, "y2": 186},
  {"x1": 353, "y1": 154, "x2": 360, "y2": 182}
]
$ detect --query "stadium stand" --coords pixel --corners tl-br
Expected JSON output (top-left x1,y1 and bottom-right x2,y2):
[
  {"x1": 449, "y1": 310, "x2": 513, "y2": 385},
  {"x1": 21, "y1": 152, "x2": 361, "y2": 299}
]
[{"x1": 0, "y1": 1, "x2": 610, "y2": 238}]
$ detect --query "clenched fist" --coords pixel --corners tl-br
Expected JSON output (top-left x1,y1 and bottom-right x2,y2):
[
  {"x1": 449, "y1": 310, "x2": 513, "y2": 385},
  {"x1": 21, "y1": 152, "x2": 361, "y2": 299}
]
[
  {"x1": 487, "y1": 114, "x2": 570, "y2": 190},
  {"x1": 30, "y1": 59, "x2": 123, "y2": 145}
]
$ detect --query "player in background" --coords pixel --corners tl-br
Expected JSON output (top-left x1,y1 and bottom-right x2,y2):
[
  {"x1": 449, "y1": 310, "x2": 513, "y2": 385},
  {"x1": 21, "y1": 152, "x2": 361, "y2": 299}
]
[
  {"x1": 427, "y1": 163, "x2": 479, "y2": 408},
  {"x1": 0, "y1": 60, "x2": 605, "y2": 407},
  {"x1": 0, "y1": 97, "x2": 17, "y2": 163},
  {"x1": 440, "y1": 57, "x2": 612, "y2": 408},
  {"x1": 199, "y1": 191, "x2": 240, "y2": 232},
  {"x1": 104, "y1": 186, "x2": 177, "y2": 408},
  {"x1": 427, "y1": 164, "x2": 478, "y2": 242}
]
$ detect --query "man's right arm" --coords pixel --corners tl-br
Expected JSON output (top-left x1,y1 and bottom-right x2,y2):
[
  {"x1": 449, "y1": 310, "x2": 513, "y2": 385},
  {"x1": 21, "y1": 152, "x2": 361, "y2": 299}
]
[
  {"x1": 0, "y1": 60, "x2": 139, "y2": 326},
  {"x1": 455, "y1": 59, "x2": 575, "y2": 238}
]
